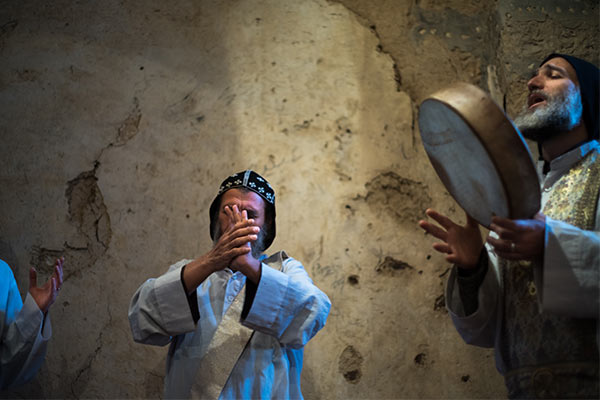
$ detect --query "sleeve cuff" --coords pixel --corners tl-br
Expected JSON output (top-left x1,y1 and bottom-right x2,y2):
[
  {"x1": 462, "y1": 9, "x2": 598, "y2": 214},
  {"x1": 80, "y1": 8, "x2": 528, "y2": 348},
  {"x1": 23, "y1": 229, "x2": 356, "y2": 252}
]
[
  {"x1": 154, "y1": 265, "x2": 196, "y2": 333},
  {"x1": 446, "y1": 252, "x2": 495, "y2": 321},
  {"x1": 180, "y1": 265, "x2": 200, "y2": 324},
  {"x1": 541, "y1": 217, "x2": 600, "y2": 317},
  {"x1": 18, "y1": 293, "x2": 46, "y2": 339},
  {"x1": 445, "y1": 260, "x2": 499, "y2": 347},
  {"x1": 242, "y1": 263, "x2": 288, "y2": 331}
]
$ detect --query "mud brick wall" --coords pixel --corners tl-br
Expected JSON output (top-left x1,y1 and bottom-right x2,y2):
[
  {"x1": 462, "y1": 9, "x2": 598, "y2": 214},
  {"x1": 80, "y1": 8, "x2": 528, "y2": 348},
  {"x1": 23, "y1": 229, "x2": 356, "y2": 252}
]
[{"x1": 1, "y1": 0, "x2": 597, "y2": 398}]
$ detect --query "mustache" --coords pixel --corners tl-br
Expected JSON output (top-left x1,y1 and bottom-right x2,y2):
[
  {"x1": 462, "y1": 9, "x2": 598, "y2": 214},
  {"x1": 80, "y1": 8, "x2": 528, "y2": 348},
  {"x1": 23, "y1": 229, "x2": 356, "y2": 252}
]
[{"x1": 528, "y1": 89, "x2": 548, "y2": 105}]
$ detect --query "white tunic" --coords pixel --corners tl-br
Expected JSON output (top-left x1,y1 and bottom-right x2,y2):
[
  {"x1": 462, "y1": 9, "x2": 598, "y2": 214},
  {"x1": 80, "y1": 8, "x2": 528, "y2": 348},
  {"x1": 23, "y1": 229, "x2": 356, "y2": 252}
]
[{"x1": 128, "y1": 251, "x2": 331, "y2": 399}]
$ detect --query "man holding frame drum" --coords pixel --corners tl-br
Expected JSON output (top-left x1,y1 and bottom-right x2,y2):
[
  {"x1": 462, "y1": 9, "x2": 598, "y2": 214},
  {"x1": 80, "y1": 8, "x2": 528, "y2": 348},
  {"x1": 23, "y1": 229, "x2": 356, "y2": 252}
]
[{"x1": 419, "y1": 54, "x2": 599, "y2": 398}]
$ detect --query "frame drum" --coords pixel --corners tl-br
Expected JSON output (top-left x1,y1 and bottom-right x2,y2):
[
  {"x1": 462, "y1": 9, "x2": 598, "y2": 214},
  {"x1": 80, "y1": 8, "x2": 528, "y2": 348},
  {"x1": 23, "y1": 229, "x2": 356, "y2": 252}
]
[{"x1": 418, "y1": 82, "x2": 540, "y2": 228}]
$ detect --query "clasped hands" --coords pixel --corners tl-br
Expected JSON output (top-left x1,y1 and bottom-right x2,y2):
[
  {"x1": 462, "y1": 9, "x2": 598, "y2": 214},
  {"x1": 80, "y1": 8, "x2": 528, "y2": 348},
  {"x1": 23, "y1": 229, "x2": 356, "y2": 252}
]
[
  {"x1": 209, "y1": 205, "x2": 262, "y2": 283},
  {"x1": 419, "y1": 209, "x2": 546, "y2": 268}
]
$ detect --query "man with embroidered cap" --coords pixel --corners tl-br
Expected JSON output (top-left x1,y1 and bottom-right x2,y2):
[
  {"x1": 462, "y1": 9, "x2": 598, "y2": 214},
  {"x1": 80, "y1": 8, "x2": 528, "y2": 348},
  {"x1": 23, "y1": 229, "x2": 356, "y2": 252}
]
[
  {"x1": 419, "y1": 53, "x2": 599, "y2": 398},
  {"x1": 129, "y1": 170, "x2": 331, "y2": 399}
]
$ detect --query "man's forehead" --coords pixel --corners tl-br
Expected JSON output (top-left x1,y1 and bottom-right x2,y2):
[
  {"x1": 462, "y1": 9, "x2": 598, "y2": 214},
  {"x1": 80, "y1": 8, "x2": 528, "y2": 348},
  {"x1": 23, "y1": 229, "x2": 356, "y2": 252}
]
[
  {"x1": 539, "y1": 57, "x2": 579, "y2": 85},
  {"x1": 220, "y1": 188, "x2": 265, "y2": 209}
]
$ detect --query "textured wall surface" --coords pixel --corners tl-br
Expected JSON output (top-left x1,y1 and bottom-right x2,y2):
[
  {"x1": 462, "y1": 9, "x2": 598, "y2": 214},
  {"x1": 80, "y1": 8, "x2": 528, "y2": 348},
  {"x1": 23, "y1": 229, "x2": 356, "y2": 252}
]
[{"x1": 0, "y1": 0, "x2": 597, "y2": 398}]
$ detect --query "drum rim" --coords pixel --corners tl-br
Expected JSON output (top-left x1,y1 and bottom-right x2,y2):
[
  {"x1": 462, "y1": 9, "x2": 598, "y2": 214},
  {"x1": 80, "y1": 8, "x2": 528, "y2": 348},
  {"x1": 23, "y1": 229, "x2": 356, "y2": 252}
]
[{"x1": 419, "y1": 82, "x2": 540, "y2": 226}]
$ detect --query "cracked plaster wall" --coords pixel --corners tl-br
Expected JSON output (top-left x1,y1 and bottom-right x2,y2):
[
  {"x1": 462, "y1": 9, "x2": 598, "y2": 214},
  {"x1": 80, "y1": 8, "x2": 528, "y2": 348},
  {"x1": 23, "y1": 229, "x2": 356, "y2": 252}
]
[{"x1": 0, "y1": 0, "x2": 597, "y2": 398}]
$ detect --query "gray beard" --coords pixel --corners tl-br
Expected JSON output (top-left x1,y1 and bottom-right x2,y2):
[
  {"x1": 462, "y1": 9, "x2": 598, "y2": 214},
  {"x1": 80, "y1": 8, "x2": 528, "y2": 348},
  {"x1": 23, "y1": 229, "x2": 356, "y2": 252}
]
[
  {"x1": 213, "y1": 222, "x2": 266, "y2": 260},
  {"x1": 514, "y1": 86, "x2": 583, "y2": 142},
  {"x1": 250, "y1": 227, "x2": 266, "y2": 259}
]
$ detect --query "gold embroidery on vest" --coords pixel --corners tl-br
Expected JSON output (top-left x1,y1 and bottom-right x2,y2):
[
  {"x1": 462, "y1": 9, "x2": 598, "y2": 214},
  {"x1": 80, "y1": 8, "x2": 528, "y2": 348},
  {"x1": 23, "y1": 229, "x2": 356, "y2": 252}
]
[
  {"x1": 542, "y1": 150, "x2": 600, "y2": 230},
  {"x1": 500, "y1": 148, "x2": 600, "y2": 395}
]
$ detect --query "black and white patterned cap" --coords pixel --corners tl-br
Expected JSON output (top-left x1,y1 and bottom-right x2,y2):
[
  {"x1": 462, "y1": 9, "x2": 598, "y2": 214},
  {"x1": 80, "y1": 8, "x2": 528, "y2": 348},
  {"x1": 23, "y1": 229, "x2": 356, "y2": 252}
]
[
  {"x1": 216, "y1": 170, "x2": 275, "y2": 205},
  {"x1": 209, "y1": 170, "x2": 276, "y2": 250}
]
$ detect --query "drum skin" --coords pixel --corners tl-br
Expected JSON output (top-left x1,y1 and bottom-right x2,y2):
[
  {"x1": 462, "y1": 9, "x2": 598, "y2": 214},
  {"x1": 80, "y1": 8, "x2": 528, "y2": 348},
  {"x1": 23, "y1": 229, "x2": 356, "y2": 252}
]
[{"x1": 418, "y1": 82, "x2": 540, "y2": 228}]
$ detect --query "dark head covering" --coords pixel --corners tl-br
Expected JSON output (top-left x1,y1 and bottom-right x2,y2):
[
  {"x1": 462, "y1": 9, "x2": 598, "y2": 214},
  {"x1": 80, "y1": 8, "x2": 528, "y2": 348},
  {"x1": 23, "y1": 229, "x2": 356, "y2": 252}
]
[
  {"x1": 541, "y1": 53, "x2": 599, "y2": 141},
  {"x1": 209, "y1": 170, "x2": 276, "y2": 250}
]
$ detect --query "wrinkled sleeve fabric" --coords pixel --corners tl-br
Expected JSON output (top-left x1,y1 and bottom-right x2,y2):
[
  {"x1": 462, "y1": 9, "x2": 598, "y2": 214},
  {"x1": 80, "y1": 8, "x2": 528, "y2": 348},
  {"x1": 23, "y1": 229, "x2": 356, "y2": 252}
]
[
  {"x1": 455, "y1": 250, "x2": 490, "y2": 316},
  {"x1": 241, "y1": 256, "x2": 331, "y2": 349},
  {"x1": 0, "y1": 263, "x2": 51, "y2": 390},
  {"x1": 537, "y1": 214, "x2": 600, "y2": 318},
  {"x1": 446, "y1": 246, "x2": 501, "y2": 348},
  {"x1": 128, "y1": 259, "x2": 196, "y2": 346}
]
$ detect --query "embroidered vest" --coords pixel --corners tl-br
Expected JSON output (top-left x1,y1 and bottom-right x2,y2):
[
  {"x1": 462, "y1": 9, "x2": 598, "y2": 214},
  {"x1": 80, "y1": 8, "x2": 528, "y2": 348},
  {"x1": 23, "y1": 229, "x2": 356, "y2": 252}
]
[{"x1": 501, "y1": 149, "x2": 600, "y2": 398}]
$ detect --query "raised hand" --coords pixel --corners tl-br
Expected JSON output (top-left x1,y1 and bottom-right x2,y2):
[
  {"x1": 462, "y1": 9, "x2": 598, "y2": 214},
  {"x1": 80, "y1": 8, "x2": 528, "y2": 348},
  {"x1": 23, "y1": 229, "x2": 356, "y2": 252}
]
[
  {"x1": 29, "y1": 256, "x2": 64, "y2": 313},
  {"x1": 183, "y1": 208, "x2": 260, "y2": 292},
  {"x1": 205, "y1": 210, "x2": 260, "y2": 272},
  {"x1": 486, "y1": 213, "x2": 546, "y2": 262},
  {"x1": 418, "y1": 208, "x2": 483, "y2": 268},
  {"x1": 227, "y1": 205, "x2": 261, "y2": 284}
]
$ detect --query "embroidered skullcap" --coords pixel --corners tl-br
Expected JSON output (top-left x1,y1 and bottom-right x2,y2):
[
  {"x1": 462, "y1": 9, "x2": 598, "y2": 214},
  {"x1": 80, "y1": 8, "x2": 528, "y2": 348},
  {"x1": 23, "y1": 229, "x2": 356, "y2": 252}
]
[
  {"x1": 541, "y1": 53, "x2": 599, "y2": 141},
  {"x1": 215, "y1": 170, "x2": 275, "y2": 205},
  {"x1": 209, "y1": 170, "x2": 276, "y2": 250}
]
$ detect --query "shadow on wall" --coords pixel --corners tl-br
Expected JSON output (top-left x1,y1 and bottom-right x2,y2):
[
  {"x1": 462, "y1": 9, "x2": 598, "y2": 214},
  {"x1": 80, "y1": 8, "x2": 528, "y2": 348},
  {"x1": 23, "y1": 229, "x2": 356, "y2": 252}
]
[{"x1": 0, "y1": 0, "x2": 241, "y2": 398}]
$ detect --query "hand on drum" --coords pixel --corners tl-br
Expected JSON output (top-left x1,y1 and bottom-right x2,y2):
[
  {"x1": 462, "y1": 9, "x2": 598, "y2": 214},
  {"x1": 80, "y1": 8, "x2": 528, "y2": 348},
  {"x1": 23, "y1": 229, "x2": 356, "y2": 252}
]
[
  {"x1": 486, "y1": 213, "x2": 546, "y2": 262},
  {"x1": 419, "y1": 208, "x2": 483, "y2": 268}
]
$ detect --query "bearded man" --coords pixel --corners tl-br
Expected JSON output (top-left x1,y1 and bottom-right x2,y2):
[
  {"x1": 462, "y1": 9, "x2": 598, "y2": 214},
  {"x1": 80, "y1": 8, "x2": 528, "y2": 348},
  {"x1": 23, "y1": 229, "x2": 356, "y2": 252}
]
[
  {"x1": 129, "y1": 170, "x2": 331, "y2": 399},
  {"x1": 419, "y1": 54, "x2": 599, "y2": 398}
]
